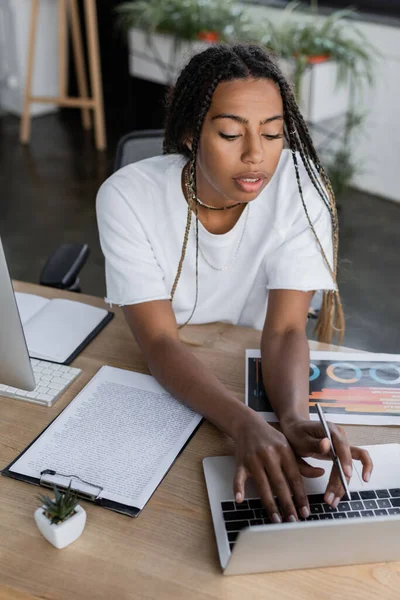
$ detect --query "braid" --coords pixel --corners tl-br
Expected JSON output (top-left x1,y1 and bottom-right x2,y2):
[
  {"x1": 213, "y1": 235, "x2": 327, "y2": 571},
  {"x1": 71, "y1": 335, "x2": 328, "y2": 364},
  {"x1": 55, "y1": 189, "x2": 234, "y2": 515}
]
[
  {"x1": 163, "y1": 42, "x2": 344, "y2": 343},
  {"x1": 170, "y1": 196, "x2": 193, "y2": 300},
  {"x1": 171, "y1": 69, "x2": 231, "y2": 327},
  {"x1": 273, "y1": 75, "x2": 343, "y2": 342}
]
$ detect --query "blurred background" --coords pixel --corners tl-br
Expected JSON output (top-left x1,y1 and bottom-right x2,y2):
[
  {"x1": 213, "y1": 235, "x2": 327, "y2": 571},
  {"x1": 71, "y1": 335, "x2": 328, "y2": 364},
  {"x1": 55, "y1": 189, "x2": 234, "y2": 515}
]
[{"x1": 0, "y1": 0, "x2": 399, "y2": 352}]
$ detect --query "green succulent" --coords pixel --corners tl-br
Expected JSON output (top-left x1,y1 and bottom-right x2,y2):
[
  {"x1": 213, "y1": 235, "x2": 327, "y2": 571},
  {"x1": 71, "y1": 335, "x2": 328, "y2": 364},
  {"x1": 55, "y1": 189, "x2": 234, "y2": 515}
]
[{"x1": 38, "y1": 483, "x2": 80, "y2": 525}]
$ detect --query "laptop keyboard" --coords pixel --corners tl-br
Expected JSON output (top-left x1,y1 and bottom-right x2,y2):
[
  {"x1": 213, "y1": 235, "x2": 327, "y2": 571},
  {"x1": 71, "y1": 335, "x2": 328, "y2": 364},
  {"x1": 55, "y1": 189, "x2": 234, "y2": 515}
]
[{"x1": 222, "y1": 488, "x2": 400, "y2": 552}]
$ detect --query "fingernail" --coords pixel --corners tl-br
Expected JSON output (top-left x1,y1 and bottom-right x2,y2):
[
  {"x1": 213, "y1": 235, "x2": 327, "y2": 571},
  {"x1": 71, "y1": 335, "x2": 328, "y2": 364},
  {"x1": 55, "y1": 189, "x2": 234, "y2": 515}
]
[
  {"x1": 345, "y1": 465, "x2": 353, "y2": 478},
  {"x1": 272, "y1": 512, "x2": 282, "y2": 523},
  {"x1": 326, "y1": 492, "x2": 334, "y2": 505},
  {"x1": 235, "y1": 492, "x2": 242, "y2": 502},
  {"x1": 332, "y1": 497, "x2": 340, "y2": 509},
  {"x1": 365, "y1": 472, "x2": 371, "y2": 482},
  {"x1": 288, "y1": 515, "x2": 297, "y2": 522},
  {"x1": 301, "y1": 506, "x2": 310, "y2": 519}
]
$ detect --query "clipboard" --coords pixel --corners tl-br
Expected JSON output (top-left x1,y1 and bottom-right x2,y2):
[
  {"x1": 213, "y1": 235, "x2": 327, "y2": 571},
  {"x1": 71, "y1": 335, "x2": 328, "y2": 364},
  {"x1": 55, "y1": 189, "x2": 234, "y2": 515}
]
[
  {"x1": 1, "y1": 402, "x2": 140, "y2": 516},
  {"x1": 1, "y1": 378, "x2": 203, "y2": 518}
]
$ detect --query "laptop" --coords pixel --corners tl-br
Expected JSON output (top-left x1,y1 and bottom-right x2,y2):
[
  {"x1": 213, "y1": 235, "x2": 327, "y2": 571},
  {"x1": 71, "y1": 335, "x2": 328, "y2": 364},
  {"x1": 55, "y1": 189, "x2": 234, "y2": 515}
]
[{"x1": 203, "y1": 443, "x2": 400, "y2": 575}]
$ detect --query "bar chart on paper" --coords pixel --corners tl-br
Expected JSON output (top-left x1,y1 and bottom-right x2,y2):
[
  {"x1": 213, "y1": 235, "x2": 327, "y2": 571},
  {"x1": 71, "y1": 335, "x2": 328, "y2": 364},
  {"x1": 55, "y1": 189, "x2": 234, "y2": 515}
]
[{"x1": 245, "y1": 350, "x2": 400, "y2": 426}]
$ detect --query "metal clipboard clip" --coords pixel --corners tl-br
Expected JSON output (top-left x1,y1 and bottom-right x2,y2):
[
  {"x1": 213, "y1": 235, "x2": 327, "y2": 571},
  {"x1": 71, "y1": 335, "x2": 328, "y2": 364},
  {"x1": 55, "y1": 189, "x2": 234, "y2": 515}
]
[{"x1": 40, "y1": 469, "x2": 103, "y2": 502}]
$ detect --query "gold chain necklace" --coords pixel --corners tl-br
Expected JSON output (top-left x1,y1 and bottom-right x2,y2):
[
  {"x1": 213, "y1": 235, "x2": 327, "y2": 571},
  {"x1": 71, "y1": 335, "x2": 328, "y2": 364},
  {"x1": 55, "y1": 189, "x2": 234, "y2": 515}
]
[
  {"x1": 194, "y1": 204, "x2": 250, "y2": 271},
  {"x1": 183, "y1": 162, "x2": 250, "y2": 271},
  {"x1": 183, "y1": 163, "x2": 242, "y2": 211}
]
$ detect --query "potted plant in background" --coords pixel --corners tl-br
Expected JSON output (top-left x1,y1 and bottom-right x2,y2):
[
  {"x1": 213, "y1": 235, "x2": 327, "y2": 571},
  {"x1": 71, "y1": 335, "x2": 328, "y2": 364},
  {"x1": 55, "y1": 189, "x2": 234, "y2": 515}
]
[
  {"x1": 34, "y1": 484, "x2": 86, "y2": 549},
  {"x1": 115, "y1": 0, "x2": 256, "y2": 84},
  {"x1": 260, "y1": 1, "x2": 375, "y2": 121},
  {"x1": 257, "y1": 1, "x2": 375, "y2": 198},
  {"x1": 115, "y1": 0, "x2": 375, "y2": 199}
]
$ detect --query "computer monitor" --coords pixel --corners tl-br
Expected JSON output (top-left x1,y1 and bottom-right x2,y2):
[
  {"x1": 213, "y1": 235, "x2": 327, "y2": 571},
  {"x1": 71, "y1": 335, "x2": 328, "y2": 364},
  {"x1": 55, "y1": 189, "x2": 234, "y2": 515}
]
[{"x1": 0, "y1": 237, "x2": 36, "y2": 390}]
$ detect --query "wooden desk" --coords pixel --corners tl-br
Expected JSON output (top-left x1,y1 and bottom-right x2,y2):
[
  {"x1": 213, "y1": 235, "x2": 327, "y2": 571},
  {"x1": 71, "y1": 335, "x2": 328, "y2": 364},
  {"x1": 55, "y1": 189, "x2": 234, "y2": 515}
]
[{"x1": 1, "y1": 282, "x2": 399, "y2": 600}]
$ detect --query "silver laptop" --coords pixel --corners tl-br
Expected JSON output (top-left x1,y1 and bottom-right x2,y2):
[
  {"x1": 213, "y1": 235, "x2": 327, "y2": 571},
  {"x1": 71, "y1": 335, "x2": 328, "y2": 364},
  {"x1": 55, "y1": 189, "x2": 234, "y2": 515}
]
[{"x1": 203, "y1": 443, "x2": 400, "y2": 575}]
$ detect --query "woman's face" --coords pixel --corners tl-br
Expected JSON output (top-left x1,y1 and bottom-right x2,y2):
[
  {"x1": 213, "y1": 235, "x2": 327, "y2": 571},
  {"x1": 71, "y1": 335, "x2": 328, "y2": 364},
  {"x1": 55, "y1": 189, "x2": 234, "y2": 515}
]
[{"x1": 192, "y1": 77, "x2": 284, "y2": 207}]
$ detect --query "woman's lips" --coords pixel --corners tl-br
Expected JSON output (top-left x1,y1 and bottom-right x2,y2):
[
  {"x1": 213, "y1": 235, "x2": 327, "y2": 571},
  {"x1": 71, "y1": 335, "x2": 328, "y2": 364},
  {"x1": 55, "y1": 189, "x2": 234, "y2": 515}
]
[{"x1": 233, "y1": 176, "x2": 265, "y2": 193}]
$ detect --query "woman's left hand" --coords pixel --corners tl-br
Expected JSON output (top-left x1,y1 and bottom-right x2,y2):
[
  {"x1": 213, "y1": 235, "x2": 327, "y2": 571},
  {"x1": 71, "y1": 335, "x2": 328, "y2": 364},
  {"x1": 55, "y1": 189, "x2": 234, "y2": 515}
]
[{"x1": 281, "y1": 418, "x2": 374, "y2": 508}]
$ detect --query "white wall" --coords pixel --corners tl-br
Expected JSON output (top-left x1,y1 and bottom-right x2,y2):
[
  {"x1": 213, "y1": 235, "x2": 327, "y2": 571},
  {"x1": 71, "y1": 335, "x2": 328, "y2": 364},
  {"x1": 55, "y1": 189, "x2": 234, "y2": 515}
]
[
  {"x1": 248, "y1": 4, "x2": 400, "y2": 203},
  {"x1": 0, "y1": 0, "x2": 58, "y2": 116}
]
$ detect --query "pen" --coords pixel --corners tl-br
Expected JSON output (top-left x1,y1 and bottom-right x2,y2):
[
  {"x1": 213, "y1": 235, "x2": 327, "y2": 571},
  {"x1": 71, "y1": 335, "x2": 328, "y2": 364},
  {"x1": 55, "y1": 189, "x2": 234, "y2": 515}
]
[{"x1": 316, "y1": 403, "x2": 351, "y2": 502}]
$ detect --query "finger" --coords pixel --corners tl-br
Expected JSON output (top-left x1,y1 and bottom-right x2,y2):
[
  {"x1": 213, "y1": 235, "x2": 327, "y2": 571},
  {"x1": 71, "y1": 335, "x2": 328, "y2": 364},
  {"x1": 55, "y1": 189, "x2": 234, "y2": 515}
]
[
  {"x1": 297, "y1": 457, "x2": 325, "y2": 479},
  {"x1": 288, "y1": 420, "x2": 331, "y2": 456},
  {"x1": 233, "y1": 464, "x2": 248, "y2": 503},
  {"x1": 319, "y1": 437, "x2": 331, "y2": 455},
  {"x1": 281, "y1": 453, "x2": 311, "y2": 520},
  {"x1": 262, "y1": 448, "x2": 299, "y2": 522},
  {"x1": 350, "y1": 446, "x2": 374, "y2": 482},
  {"x1": 246, "y1": 455, "x2": 282, "y2": 523},
  {"x1": 324, "y1": 463, "x2": 346, "y2": 507},
  {"x1": 330, "y1": 425, "x2": 353, "y2": 479},
  {"x1": 292, "y1": 421, "x2": 330, "y2": 455}
]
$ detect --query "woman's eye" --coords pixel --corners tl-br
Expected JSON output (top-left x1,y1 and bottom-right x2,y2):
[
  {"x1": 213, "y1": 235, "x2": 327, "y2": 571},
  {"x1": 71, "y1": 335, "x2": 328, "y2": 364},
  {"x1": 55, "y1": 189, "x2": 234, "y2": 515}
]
[
  {"x1": 219, "y1": 132, "x2": 284, "y2": 141},
  {"x1": 219, "y1": 133, "x2": 240, "y2": 140},
  {"x1": 262, "y1": 134, "x2": 283, "y2": 140}
]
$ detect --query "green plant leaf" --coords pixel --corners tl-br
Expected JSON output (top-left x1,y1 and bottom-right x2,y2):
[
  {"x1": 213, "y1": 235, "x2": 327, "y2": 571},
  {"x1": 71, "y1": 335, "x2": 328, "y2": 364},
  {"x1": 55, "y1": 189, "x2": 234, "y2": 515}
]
[{"x1": 38, "y1": 483, "x2": 79, "y2": 524}]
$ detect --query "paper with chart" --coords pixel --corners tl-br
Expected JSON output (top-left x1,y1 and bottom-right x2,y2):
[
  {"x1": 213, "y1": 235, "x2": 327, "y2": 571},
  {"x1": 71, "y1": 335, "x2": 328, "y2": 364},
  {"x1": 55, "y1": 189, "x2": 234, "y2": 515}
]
[
  {"x1": 246, "y1": 350, "x2": 400, "y2": 425},
  {"x1": 9, "y1": 366, "x2": 202, "y2": 510}
]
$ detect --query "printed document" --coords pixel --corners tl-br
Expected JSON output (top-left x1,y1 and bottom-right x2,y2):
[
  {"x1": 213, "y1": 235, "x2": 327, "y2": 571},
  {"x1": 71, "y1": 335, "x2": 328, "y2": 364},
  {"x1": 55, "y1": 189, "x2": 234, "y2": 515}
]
[
  {"x1": 246, "y1": 349, "x2": 400, "y2": 425},
  {"x1": 10, "y1": 366, "x2": 202, "y2": 510}
]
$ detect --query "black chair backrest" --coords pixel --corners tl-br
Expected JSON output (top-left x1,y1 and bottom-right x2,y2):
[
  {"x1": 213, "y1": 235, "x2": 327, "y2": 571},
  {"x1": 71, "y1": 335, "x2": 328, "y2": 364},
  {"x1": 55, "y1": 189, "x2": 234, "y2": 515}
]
[{"x1": 114, "y1": 129, "x2": 165, "y2": 171}]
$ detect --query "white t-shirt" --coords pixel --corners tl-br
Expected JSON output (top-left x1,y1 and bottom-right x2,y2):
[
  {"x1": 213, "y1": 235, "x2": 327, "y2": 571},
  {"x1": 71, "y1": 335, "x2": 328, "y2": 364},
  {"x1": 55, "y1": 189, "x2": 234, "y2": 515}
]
[{"x1": 96, "y1": 150, "x2": 336, "y2": 331}]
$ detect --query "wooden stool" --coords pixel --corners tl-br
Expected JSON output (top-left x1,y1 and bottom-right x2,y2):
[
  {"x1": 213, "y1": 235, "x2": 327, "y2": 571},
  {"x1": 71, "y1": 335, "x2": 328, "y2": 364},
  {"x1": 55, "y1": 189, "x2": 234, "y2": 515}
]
[{"x1": 20, "y1": 0, "x2": 106, "y2": 151}]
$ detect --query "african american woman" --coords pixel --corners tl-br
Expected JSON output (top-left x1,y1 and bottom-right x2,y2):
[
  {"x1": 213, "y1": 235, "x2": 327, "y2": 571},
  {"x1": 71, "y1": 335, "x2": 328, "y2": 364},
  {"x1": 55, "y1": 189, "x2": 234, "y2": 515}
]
[{"x1": 96, "y1": 43, "x2": 373, "y2": 524}]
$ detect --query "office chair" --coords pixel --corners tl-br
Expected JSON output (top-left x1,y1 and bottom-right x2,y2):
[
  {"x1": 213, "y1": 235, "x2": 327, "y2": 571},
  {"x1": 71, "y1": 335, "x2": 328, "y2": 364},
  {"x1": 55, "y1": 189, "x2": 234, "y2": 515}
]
[
  {"x1": 39, "y1": 131, "x2": 163, "y2": 294},
  {"x1": 114, "y1": 129, "x2": 164, "y2": 171},
  {"x1": 40, "y1": 243, "x2": 90, "y2": 293},
  {"x1": 39, "y1": 130, "x2": 164, "y2": 293}
]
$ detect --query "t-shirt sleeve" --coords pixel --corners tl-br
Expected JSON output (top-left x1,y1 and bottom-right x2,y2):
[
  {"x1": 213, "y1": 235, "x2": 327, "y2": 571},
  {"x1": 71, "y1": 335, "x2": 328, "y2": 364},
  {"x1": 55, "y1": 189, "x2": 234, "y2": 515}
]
[
  {"x1": 96, "y1": 177, "x2": 170, "y2": 306},
  {"x1": 267, "y1": 177, "x2": 337, "y2": 292}
]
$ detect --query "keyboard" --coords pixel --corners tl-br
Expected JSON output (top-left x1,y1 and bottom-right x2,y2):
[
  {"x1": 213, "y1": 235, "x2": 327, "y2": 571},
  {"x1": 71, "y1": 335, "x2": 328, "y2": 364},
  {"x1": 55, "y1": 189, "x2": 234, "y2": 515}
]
[
  {"x1": 0, "y1": 359, "x2": 82, "y2": 407},
  {"x1": 222, "y1": 488, "x2": 400, "y2": 553}
]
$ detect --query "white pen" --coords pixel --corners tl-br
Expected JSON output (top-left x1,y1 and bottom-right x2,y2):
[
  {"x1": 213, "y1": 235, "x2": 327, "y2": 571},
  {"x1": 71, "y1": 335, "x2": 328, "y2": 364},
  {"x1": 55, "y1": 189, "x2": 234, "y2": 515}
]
[{"x1": 316, "y1": 403, "x2": 351, "y2": 502}]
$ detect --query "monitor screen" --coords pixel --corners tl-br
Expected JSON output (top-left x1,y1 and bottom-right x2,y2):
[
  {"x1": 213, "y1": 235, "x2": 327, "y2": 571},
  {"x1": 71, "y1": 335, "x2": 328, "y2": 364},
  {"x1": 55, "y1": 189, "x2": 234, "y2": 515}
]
[{"x1": 0, "y1": 238, "x2": 36, "y2": 391}]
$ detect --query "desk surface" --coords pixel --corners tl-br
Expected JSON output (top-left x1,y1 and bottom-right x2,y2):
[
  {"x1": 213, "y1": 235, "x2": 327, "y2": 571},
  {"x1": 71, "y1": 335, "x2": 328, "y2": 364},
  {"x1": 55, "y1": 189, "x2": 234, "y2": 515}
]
[{"x1": 1, "y1": 282, "x2": 399, "y2": 600}]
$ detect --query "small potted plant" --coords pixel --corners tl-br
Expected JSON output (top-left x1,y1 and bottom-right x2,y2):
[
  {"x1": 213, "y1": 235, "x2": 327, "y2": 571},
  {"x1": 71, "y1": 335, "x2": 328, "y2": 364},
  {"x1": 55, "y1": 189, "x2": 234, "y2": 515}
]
[{"x1": 34, "y1": 484, "x2": 86, "y2": 549}]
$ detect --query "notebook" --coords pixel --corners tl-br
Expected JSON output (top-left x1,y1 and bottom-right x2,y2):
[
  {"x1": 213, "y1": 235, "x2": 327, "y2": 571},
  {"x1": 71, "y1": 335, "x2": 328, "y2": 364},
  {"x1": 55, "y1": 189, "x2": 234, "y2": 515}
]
[
  {"x1": 2, "y1": 365, "x2": 203, "y2": 516},
  {"x1": 15, "y1": 292, "x2": 114, "y2": 365}
]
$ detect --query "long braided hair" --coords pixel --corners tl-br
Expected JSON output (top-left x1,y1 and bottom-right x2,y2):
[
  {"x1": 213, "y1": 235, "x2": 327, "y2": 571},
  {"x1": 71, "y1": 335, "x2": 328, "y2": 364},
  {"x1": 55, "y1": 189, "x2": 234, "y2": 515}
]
[{"x1": 163, "y1": 43, "x2": 344, "y2": 343}]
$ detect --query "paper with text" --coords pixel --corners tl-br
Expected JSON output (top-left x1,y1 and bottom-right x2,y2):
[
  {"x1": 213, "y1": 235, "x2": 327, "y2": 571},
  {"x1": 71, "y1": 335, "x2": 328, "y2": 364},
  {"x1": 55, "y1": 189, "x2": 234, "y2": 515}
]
[{"x1": 10, "y1": 366, "x2": 202, "y2": 509}]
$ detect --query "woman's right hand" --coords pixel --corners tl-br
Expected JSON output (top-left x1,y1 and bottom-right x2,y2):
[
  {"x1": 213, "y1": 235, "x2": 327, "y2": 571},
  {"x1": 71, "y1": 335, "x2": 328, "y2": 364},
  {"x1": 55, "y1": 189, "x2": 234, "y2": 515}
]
[{"x1": 233, "y1": 411, "x2": 326, "y2": 523}]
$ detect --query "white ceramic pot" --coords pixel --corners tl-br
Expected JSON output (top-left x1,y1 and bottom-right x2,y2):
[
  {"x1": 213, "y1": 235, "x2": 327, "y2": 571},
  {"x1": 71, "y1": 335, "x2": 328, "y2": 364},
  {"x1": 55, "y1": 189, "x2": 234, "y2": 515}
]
[{"x1": 34, "y1": 504, "x2": 86, "y2": 549}]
